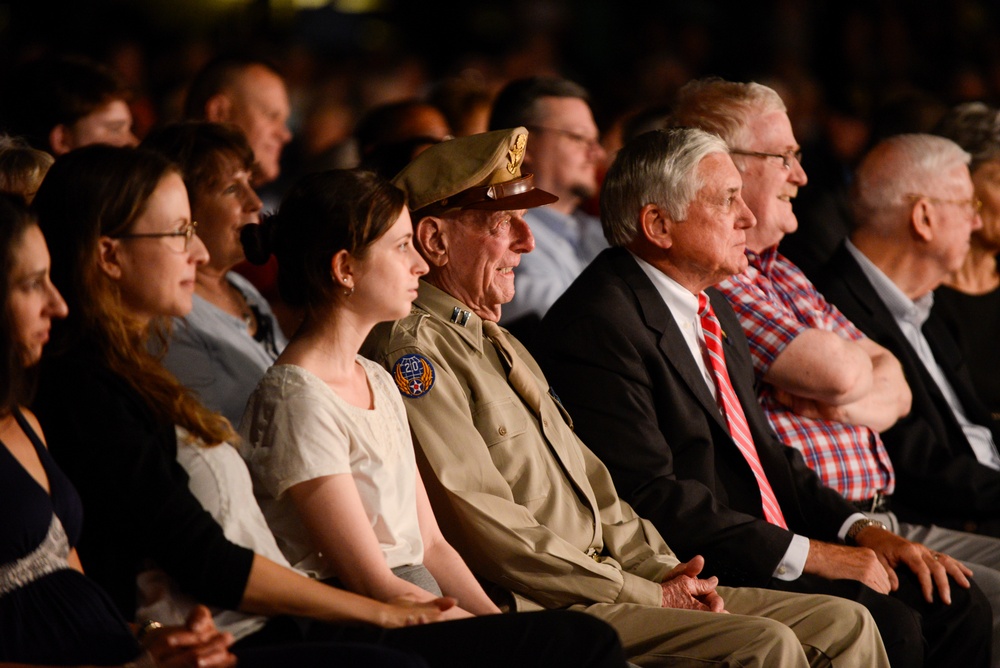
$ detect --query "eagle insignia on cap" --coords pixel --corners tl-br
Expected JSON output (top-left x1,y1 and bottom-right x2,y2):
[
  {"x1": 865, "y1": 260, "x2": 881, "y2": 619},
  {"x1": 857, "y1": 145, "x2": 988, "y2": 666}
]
[
  {"x1": 507, "y1": 133, "x2": 527, "y2": 174},
  {"x1": 393, "y1": 353, "x2": 435, "y2": 398}
]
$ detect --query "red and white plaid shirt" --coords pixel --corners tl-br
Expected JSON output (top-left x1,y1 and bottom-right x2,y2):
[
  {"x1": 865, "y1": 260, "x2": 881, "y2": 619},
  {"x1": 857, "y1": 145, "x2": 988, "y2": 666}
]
[{"x1": 717, "y1": 247, "x2": 894, "y2": 502}]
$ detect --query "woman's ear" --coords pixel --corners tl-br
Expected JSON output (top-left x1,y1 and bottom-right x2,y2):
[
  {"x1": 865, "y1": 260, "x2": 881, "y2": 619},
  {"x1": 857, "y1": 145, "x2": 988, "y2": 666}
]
[
  {"x1": 96, "y1": 236, "x2": 123, "y2": 280},
  {"x1": 415, "y1": 216, "x2": 447, "y2": 268},
  {"x1": 330, "y1": 249, "x2": 355, "y2": 290}
]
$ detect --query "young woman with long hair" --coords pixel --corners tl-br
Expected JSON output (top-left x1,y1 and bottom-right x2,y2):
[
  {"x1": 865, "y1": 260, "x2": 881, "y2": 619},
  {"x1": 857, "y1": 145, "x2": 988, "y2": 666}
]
[{"x1": 141, "y1": 122, "x2": 286, "y2": 426}]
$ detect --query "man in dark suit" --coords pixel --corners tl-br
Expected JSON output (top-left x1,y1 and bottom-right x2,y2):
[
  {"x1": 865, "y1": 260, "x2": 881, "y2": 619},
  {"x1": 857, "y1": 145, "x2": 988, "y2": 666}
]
[
  {"x1": 538, "y1": 127, "x2": 990, "y2": 667},
  {"x1": 814, "y1": 133, "x2": 1000, "y2": 538}
]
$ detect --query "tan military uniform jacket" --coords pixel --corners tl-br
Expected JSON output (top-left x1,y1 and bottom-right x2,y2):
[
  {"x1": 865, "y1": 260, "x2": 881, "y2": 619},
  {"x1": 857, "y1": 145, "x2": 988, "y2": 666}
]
[{"x1": 363, "y1": 280, "x2": 678, "y2": 610}]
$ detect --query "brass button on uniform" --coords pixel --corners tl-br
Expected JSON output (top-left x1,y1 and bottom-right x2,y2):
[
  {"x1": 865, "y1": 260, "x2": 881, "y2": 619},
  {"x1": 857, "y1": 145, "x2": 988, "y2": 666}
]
[{"x1": 498, "y1": 426, "x2": 507, "y2": 436}]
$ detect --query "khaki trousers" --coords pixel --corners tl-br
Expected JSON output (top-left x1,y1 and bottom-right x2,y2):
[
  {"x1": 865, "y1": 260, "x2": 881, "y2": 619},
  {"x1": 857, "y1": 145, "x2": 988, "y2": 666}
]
[{"x1": 574, "y1": 586, "x2": 889, "y2": 667}]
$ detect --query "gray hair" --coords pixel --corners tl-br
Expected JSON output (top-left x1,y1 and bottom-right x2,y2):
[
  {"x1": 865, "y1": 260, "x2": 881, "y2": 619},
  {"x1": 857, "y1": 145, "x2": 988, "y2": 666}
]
[
  {"x1": 935, "y1": 102, "x2": 1000, "y2": 170},
  {"x1": 671, "y1": 77, "x2": 786, "y2": 148},
  {"x1": 601, "y1": 127, "x2": 730, "y2": 247},
  {"x1": 851, "y1": 133, "x2": 971, "y2": 237}
]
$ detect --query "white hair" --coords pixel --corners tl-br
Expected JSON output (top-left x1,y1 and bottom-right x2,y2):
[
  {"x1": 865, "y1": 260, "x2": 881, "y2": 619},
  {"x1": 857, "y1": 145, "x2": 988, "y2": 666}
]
[{"x1": 601, "y1": 127, "x2": 730, "y2": 247}]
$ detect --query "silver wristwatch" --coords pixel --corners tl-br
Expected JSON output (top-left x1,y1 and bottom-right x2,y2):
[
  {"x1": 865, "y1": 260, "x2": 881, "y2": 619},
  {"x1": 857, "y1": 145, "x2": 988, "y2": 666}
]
[{"x1": 846, "y1": 517, "x2": 887, "y2": 545}]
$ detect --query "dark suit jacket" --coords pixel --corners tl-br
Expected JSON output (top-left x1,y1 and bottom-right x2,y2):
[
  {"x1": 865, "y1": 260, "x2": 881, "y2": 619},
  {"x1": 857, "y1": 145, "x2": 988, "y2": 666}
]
[
  {"x1": 813, "y1": 242, "x2": 1000, "y2": 534},
  {"x1": 537, "y1": 247, "x2": 856, "y2": 587}
]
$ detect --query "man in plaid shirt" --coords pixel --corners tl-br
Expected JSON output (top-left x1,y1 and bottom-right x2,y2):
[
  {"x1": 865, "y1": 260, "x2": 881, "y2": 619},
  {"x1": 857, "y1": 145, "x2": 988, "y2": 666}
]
[
  {"x1": 672, "y1": 77, "x2": 1000, "y2": 661},
  {"x1": 719, "y1": 242, "x2": 901, "y2": 504}
]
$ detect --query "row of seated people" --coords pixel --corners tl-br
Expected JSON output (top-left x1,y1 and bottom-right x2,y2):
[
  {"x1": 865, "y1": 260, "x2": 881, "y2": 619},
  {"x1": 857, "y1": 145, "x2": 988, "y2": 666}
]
[
  {"x1": 3, "y1": 76, "x2": 1000, "y2": 666},
  {"x1": 2, "y1": 128, "x2": 886, "y2": 667}
]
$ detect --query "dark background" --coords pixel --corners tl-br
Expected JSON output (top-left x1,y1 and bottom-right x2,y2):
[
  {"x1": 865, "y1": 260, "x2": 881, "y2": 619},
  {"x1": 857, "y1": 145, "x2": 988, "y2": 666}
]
[{"x1": 4, "y1": 0, "x2": 1000, "y2": 186}]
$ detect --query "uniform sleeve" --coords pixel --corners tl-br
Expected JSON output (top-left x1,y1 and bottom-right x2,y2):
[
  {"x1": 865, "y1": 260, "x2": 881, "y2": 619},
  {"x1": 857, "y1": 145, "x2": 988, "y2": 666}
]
[
  {"x1": 375, "y1": 341, "x2": 667, "y2": 610},
  {"x1": 575, "y1": 439, "x2": 682, "y2": 585}
]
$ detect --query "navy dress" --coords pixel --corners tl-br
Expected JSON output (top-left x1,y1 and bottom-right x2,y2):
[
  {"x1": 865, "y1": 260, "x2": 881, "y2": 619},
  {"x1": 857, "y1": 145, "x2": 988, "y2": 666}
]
[{"x1": 0, "y1": 408, "x2": 141, "y2": 665}]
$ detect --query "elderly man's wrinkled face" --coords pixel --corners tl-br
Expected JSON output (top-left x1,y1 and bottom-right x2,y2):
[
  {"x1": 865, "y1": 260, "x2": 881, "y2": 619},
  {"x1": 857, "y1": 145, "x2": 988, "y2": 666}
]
[
  {"x1": 735, "y1": 110, "x2": 806, "y2": 253},
  {"x1": 667, "y1": 152, "x2": 756, "y2": 293},
  {"x1": 439, "y1": 208, "x2": 534, "y2": 322}
]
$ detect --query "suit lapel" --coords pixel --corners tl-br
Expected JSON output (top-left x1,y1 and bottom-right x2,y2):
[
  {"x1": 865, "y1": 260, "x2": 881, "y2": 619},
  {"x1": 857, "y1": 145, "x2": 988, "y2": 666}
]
[{"x1": 608, "y1": 250, "x2": 730, "y2": 432}]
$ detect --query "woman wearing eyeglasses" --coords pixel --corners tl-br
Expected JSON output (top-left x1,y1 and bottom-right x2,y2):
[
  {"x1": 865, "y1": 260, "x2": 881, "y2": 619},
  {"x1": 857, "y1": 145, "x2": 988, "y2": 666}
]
[{"x1": 140, "y1": 122, "x2": 286, "y2": 427}]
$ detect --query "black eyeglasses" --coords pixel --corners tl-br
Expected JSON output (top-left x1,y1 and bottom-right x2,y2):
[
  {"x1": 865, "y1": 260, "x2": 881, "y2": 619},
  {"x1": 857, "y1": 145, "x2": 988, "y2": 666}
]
[
  {"x1": 730, "y1": 148, "x2": 803, "y2": 170},
  {"x1": 115, "y1": 221, "x2": 198, "y2": 252},
  {"x1": 527, "y1": 125, "x2": 602, "y2": 152}
]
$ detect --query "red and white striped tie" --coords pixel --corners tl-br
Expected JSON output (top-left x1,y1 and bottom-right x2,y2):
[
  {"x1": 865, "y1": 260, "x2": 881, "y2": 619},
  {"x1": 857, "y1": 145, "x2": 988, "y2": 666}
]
[{"x1": 698, "y1": 293, "x2": 788, "y2": 529}]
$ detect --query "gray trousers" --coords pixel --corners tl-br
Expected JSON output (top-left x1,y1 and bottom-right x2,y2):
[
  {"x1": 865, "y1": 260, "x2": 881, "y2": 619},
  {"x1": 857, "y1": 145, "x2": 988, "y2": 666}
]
[{"x1": 868, "y1": 511, "x2": 1000, "y2": 667}]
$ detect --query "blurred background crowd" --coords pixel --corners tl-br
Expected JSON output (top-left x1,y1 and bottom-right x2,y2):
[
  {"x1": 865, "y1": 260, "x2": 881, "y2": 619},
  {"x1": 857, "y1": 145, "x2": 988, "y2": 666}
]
[{"x1": 5, "y1": 0, "x2": 1000, "y2": 208}]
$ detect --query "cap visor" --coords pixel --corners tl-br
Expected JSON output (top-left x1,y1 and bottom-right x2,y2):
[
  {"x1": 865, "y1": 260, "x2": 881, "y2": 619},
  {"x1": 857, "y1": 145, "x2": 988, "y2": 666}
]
[{"x1": 464, "y1": 187, "x2": 559, "y2": 211}]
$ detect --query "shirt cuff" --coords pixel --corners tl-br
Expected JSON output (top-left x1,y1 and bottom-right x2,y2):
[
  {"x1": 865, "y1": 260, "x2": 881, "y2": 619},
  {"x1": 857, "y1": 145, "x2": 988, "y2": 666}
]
[
  {"x1": 772, "y1": 533, "x2": 810, "y2": 581},
  {"x1": 837, "y1": 512, "x2": 868, "y2": 541}
]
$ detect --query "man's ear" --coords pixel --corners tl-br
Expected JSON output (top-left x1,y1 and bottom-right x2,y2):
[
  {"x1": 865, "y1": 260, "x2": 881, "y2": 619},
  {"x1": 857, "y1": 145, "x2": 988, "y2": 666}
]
[
  {"x1": 909, "y1": 199, "x2": 934, "y2": 243},
  {"x1": 203, "y1": 94, "x2": 233, "y2": 123},
  {"x1": 330, "y1": 249, "x2": 355, "y2": 289},
  {"x1": 96, "y1": 236, "x2": 124, "y2": 280},
  {"x1": 639, "y1": 203, "x2": 673, "y2": 250},
  {"x1": 415, "y1": 216, "x2": 448, "y2": 268},
  {"x1": 48, "y1": 124, "x2": 75, "y2": 156}
]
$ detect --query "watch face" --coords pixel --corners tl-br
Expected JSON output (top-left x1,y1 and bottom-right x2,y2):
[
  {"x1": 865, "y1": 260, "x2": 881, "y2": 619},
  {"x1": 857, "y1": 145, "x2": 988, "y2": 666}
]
[{"x1": 847, "y1": 518, "x2": 886, "y2": 544}]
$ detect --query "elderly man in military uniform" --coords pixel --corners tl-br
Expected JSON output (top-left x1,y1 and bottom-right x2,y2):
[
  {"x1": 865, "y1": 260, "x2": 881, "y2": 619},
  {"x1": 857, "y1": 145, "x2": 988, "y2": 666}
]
[{"x1": 362, "y1": 127, "x2": 889, "y2": 667}]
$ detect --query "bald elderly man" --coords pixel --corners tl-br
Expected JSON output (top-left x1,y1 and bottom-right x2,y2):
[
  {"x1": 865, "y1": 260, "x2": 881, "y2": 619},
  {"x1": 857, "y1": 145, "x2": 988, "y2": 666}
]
[
  {"x1": 815, "y1": 133, "x2": 1000, "y2": 538},
  {"x1": 362, "y1": 126, "x2": 889, "y2": 667}
]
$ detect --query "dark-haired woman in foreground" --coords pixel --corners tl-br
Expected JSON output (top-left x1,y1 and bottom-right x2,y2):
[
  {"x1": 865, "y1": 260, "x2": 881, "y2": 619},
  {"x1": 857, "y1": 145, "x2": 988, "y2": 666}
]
[
  {"x1": 31, "y1": 145, "x2": 627, "y2": 668},
  {"x1": 0, "y1": 192, "x2": 236, "y2": 668},
  {"x1": 240, "y1": 169, "x2": 499, "y2": 618}
]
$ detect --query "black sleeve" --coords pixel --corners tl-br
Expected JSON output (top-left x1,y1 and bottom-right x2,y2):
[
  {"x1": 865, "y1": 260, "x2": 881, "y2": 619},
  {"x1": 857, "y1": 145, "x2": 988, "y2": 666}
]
[{"x1": 33, "y1": 352, "x2": 255, "y2": 619}]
